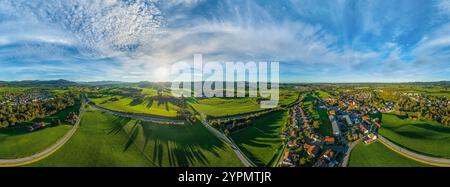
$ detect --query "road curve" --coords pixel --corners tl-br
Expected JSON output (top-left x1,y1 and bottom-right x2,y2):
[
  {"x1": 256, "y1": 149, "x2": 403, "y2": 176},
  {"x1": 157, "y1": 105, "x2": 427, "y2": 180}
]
[
  {"x1": 200, "y1": 114, "x2": 256, "y2": 167},
  {"x1": 0, "y1": 100, "x2": 86, "y2": 167},
  {"x1": 377, "y1": 135, "x2": 450, "y2": 167},
  {"x1": 341, "y1": 139, "x2": 362, "y2": 167}
]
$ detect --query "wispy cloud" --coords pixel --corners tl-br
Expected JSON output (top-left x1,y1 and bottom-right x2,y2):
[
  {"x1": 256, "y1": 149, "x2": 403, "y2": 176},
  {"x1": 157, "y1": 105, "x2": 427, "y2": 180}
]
[{"x1": 0, "y1": 0, "x2": 448, "y2": 82}]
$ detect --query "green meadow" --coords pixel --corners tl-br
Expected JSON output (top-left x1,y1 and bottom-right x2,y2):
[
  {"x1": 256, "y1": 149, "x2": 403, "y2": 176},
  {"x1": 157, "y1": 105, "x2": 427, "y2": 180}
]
[
  {"x1": 188, "y1": 97, "x2": 264, "y2": 118},
  {"x1": 31, "y1": 106, "x2": 242, "y2": 167},
  {"x1": 0, "y1": 101, "x2": 80, "y2": 158},
  {"x1": 379, "y1": 113, "x2": 450, "y2": 158},
  {"x1": 304, "y1": 94, "x2": 333, "y2": 137},
  {"x1": 231, "y1": 110, "x2": 287, "y2": 166},
  {"x1": 90, "y1": 95, "x2": 180, "y2": 117},
  {"x1": 187, "y1": 90, "x2": 298, "y2": 118},
  {"x1": 349, "y1": 141, "x2": 429, "y2": 167}
]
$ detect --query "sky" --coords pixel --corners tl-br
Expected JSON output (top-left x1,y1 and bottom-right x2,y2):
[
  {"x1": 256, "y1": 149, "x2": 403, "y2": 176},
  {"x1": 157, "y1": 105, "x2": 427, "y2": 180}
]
[{"x1": 0, "y1": 0, "x2": 449, "y2": 83}]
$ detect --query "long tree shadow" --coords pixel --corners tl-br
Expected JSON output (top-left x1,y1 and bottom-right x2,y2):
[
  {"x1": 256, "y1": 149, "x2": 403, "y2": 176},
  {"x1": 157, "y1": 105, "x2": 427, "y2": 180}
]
[
  {"x1": 146, "y1": 98, "x2": 154, "y2": 109},
  {"x1": 107, "y1": 117, "x2": 131, "y2": 135},
  {"x1": 121, "y1": 120, "x2": 231, "y2": 167},
  {"x1": 230, "y1": 110, "x2": 286, "y2": 166},
  {"x1": 123, "y1": 121, "x2": 140, "y2": 152}
]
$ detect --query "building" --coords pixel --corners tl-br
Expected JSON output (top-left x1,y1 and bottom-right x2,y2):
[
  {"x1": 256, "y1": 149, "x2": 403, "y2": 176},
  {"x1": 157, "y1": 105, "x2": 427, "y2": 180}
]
[
  {"x1": 304, "y1": 144, "x2": 319, "y2": 157},
  {"x1": 342, "y1": 115, "x2": 353, "y2": 126},
  {"x1": 364, "y1": 133, "x2": 377, "y2": 144},
  {"x1": 324, "y1": 137, "x2": 336, "y2": 145},
  {"x1": 329, "y1": 115, "x2": 340, "y2": 136}
]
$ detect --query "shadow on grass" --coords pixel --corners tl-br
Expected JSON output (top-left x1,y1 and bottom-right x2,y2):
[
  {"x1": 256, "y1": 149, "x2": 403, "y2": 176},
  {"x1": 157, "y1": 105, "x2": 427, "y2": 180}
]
[
  {"x1": 231, "y1": 111, "x2": 286, "y2": 166},
  {"x1": 118, "y1": 120, "x2": 231, "y2": 167},
  {"x1": 107, "y1": 117, "x2": 131, "y2": 135}
]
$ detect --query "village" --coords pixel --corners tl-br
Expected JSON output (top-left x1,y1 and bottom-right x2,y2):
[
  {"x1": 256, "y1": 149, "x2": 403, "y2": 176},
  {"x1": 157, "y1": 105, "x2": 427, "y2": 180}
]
[
  {"x1": 0, "y1": 90, "x2": 79, "y2": 130},
  {"x1": 0, "y1": 91, "x2": 54, "y2": 106},
  {"x1": 279, "y1": 92, "x2": 389, "y2": 167}
]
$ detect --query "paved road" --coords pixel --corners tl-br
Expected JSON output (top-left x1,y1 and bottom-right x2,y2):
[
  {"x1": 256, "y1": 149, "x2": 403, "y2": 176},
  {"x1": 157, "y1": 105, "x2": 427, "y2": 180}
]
[
  {"x1": 83, "y1": 93, "x2": 185, "y2": 124},
  {"x1": 199, "y1": 114, "x2": 256, "y2": 167},
  {"x1": 89, "y1": 103, "x2": 185, "y2": 124},
  {"x1": 377, "y1": 135, "x2": 450, "y2": 167},
  {"x1": 341, "y1": 139, "x2": 362, "y2": 167},
  {"x1": 0, "y1": 98, "x2": 86, "y2": 167}
]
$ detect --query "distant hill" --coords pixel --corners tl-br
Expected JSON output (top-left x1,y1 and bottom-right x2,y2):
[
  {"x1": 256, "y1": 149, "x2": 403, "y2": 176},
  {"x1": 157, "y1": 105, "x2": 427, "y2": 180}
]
[
  {"x1": 77, "y1": 81, "x2": 130, "y2": 86},
  {"x1": 1, "y1": 79, "x2": 78, "y2": 87}
]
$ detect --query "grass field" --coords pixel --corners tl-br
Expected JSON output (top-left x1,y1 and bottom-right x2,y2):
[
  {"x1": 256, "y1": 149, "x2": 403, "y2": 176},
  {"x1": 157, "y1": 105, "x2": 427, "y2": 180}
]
[
  {"x1": 379, "y1": 113, "x2": 450, "y2": 158},
  {"x1": 317, "y1": 90, "x2": 331, "y2": 99},
  {"x1": 317, "y1": 108, "x2": 333, "y2": 137},
  {"x1": 90, "y1": 95, "x2": 180, "y2": 117},
  {"x1": 231, "y1": 110, "x2": 287, "y2": 166},
  {"x1": 187, "y1": 90, "x2": 298, "y2": 118},
  {"x1": 0, "y1": 101, "x2": 80, "y2": 158},
  {"x1": 349, "y1": 141, "x2": 430, "y2": 167},
  {"x1": 188, "y1": 97, "x2": 264, "y2": 118},
  {"x1": 31, "y1": 106, "x2": 242, "y2": 167},
  {"x1": 303, "y1": 94, "x2": 333, "y2": 137}
]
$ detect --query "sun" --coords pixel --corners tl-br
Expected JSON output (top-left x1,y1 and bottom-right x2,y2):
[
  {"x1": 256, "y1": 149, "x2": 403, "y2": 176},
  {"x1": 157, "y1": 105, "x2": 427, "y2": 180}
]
[{"x1": 153, "y1": 66, "x2": 169, "y2": 82}]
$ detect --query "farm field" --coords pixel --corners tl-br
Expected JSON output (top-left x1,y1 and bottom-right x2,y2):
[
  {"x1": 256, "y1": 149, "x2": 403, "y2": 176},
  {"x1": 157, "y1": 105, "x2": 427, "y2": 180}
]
[
  {"x1": 379, "y1": 113, "x2": 450, "y2": 158},
  {"x1": 90, "y1": 95, "x2": 180, "y2": 117},
  {"x1": 188, "y1": 89, "x2": 298, "y2": 118},
  {"x1": 188, "y1": 97, "x2": 264, "y2": 118},
  {"x1": 316, "y1": 90, "x2": 332, "y2": 99},
  {"x1": 348, "y1": 141, "x2": 429, "y2": 167},
  {"x1": 0, "y1": 101, "x2": 80, "y2": 158},
  {"x1": 31, "y1": 106, "x2": 242, "y2": 167},
  {"x1": 231, "y1": 110, "x2": 287, "y2": 166}
]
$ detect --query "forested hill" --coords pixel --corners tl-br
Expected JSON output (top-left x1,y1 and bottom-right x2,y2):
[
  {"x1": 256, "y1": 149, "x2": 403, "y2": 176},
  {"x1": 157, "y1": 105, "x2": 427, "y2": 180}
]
[{"x1": 0, "y1": 79, "x2": 77, "y2": 87}]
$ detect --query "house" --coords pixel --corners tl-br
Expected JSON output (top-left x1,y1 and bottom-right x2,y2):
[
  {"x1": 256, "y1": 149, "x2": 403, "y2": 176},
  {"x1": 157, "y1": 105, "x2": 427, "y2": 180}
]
[
  {"x1": 27, "y1": 122, "x2": 47, "y2": 132},
  {"x1": 324, "y1": 137, "x2": 336, "y2": 145},
  {"x1": 304, "y1": 144, "x2": 319, "y2": 157},
  {"x1": 359, "y1": 124, "x2": 369, "y2": 134},
  {"x1": 364, "y1": 133, "x2": 378, "y2": 144},
  {"x1": 321, "y1": 149, "x2": 335, "y2": 161},
  {"x1": 288, "y1": 139, "x2": 298, "y2": 148},
  {"x1": 328, "y1": 110, "x2": 336, "y2": 116}
]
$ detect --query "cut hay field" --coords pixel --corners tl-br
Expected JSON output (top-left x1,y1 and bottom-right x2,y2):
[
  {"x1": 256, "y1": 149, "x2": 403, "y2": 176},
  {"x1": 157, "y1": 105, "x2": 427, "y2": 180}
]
[
  {"x1": 0, "y1": 101, "x2": 80, "y2": 158},
  {"x1": 379, "y1": 113, "x2": 450, "y2": 158},
  {"x1": 231, "y1": 110, "x2": 287, "y2": 166},
  {"x1": 90, "y1": 95, "x2": 180, "y2": 117},
  {"x1": 348, "y1": 141, "x2": 430, "y2": 167},
  {"x1": 31, "y1": 106, "x2": 242, "y2": 167}
]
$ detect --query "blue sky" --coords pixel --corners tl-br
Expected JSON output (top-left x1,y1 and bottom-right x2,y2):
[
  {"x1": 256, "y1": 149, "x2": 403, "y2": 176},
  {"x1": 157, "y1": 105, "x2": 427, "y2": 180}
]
[{"x1": 0, "y1": 0, "x2": 449, "y2": 82}]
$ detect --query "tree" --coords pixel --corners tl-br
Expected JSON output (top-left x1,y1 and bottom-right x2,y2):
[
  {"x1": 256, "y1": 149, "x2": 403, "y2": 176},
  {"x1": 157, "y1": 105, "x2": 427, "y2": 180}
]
[
  {"x1": 312, "y1": 121, "x2": 320, "y2": 129},
  {"x1": 1, "y1": 120, "x2": 9, "y2": 128}
]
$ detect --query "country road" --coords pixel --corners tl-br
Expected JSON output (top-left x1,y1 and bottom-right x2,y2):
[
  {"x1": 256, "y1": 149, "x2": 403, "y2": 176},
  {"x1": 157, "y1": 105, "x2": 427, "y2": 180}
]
[
  {"x1": 341, "y1": 139, "x2": 362, "y2": 167},
  {"x1": 83, "y1": 93, "x2": 185, "y2": 124},
  {"x1": 199, "y1": 114, "x2": 256, "y2": 167},
  {"x1": 0, "y1": 98, "x2": 86, "y2": 167},
  {"x1": 88, "y1": 103, "x2": 185, "y2": 124},
  {"x1": 377, "y1": 135, "x2": 450, "y2": 167}
]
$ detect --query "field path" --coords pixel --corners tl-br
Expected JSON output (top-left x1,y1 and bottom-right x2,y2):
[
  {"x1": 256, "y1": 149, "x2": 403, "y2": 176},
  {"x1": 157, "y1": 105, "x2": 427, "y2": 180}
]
[
  {"x1": 377, "y1": 135, "x2": 450, "y2": 167},
  {"x1": 0, "y1": 95, "x2": 86, "y2": 167}
]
